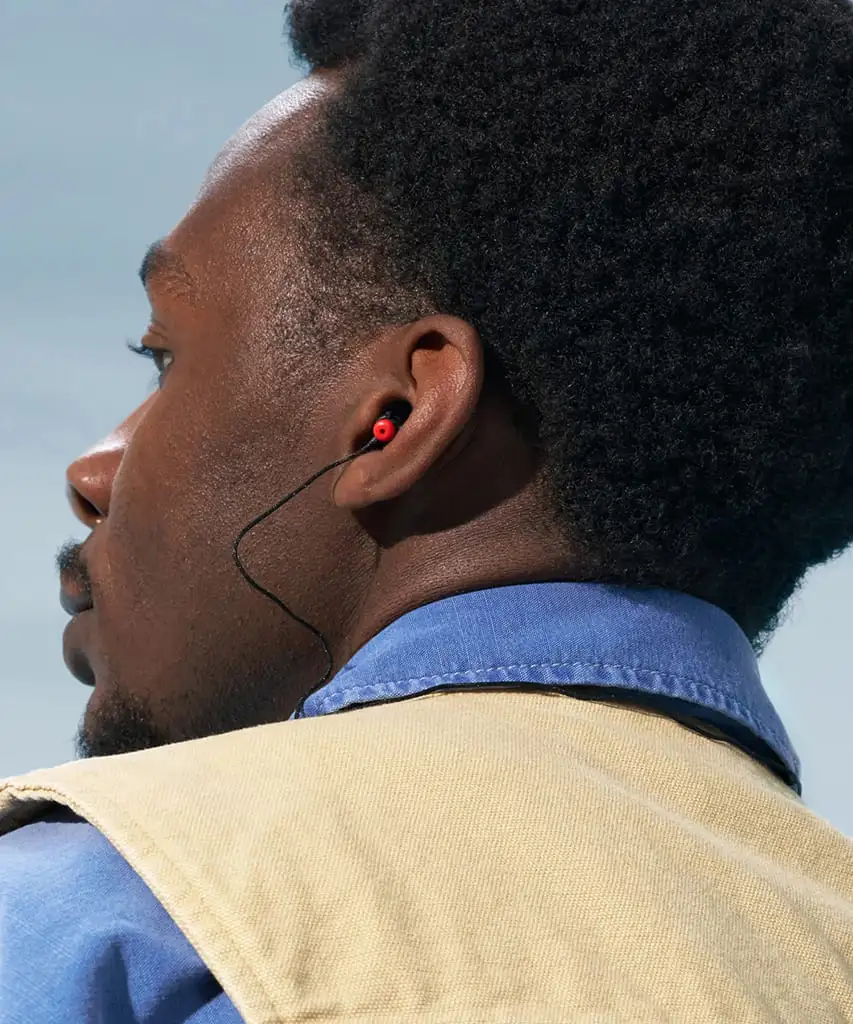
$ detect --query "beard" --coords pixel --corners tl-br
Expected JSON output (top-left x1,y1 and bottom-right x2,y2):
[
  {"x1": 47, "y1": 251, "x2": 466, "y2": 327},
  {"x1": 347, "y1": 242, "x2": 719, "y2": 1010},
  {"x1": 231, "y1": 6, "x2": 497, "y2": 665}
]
[
  {"x1": 74, "y1": 650, "x2": 303, "y2": 759},
  {"x1": 74, "y1": 686, "x2": 174, "y2": 758}
]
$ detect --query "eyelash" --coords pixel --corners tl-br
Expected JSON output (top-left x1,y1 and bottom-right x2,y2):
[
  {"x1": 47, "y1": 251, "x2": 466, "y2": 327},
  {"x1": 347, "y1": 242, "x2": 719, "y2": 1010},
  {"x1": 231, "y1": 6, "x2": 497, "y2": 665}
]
[{"x1": 127, "y1": 340, "x2": 173, "y2": 384}]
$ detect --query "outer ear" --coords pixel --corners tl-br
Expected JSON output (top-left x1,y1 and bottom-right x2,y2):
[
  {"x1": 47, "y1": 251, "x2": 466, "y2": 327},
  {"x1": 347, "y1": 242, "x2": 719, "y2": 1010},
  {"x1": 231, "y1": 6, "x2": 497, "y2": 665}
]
[{"x1": 332, "y1": 315, "x2": 484, "y2": 511}]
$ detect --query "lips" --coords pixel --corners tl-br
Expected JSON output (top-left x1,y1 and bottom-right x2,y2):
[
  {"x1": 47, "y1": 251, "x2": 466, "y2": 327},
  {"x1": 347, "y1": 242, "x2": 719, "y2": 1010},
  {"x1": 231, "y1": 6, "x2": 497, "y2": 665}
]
[
  {"x1": 59, "y1": 547, "x2": 97, "y2": 686},
  {"x1": 60, "y1": 585, "x2": 93, "y2": 616},
  {"x1": 62, "y1": 614, "x2": 96, "y2": 687},
  {"x1": 63, "y1": 629, "x2": 96, "y2": 687}
]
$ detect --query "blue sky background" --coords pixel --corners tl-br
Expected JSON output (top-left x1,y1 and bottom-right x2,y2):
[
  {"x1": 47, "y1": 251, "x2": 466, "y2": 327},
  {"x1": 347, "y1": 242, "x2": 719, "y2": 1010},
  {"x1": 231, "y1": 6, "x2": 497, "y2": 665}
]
[{"x1": 0, "y1": 1, "x2": 850, "y2": 835}]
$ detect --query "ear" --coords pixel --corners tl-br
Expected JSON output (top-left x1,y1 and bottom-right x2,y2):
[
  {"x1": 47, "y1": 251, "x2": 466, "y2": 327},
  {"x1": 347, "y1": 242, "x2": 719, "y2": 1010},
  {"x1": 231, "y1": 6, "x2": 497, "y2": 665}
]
[{"x1": 332, "y1": 315, "x2": 484, "y2": 511}]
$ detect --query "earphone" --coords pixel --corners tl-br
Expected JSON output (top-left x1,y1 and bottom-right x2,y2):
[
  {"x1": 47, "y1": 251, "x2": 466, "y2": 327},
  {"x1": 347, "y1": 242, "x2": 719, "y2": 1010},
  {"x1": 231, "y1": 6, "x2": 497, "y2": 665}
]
[
  {"x1": 232, "y1": 402, "x2": 411, "y2": 714},
  {"x1": 370, "y1": 412, "x2": 403, "y2": 447}
]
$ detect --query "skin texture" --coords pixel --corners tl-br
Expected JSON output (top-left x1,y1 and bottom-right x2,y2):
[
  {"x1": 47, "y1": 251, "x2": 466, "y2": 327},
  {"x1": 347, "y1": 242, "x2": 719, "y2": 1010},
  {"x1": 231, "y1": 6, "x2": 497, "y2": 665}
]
[{"x1": 61, "y1": 70, "x2": 573, "y2": 758}]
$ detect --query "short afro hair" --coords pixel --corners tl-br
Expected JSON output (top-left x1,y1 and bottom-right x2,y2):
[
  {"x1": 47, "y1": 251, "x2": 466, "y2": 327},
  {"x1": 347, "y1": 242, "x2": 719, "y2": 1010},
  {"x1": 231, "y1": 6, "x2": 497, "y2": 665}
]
[{"x1": 285, "y1": 0, "x2": 853, "y2": 655}]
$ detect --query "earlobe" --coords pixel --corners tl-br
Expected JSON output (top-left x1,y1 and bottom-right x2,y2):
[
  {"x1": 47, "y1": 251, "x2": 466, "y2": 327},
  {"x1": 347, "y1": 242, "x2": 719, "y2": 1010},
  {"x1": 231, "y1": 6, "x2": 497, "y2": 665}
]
[
  {"x1": 333, "y1": 401, "x2": 416, "y2": 511},
  {"x1": 332, "y1": 454, "x2": 381, "y2": 511}
]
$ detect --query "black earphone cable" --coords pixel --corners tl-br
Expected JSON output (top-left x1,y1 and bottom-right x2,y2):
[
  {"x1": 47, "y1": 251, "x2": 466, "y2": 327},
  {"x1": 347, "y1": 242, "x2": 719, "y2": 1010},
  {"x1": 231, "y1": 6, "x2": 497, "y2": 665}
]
[{"x1": 232, "y1": 433, "x2": 382, "y2": 709}]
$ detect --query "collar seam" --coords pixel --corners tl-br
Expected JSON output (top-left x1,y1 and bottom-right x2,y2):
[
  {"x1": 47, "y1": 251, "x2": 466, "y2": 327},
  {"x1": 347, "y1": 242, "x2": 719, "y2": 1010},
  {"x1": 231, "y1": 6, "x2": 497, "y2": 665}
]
[{"x1": 313, "y1": 658, "x2": 782, "y2": 744}]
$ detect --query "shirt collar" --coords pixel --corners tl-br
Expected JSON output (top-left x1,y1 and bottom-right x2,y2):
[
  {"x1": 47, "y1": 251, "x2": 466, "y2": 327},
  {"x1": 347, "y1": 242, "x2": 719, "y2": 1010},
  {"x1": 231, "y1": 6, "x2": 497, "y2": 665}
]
[{"x1": 291, "y1": 582, "x2": 799, "y2": 790}]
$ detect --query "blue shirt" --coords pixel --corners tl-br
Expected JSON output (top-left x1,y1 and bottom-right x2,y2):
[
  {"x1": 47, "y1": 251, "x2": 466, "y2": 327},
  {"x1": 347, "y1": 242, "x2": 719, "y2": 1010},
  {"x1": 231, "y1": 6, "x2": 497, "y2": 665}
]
[{"x1": 0, "y1": 582, "x2": 799, "y2": 1022}]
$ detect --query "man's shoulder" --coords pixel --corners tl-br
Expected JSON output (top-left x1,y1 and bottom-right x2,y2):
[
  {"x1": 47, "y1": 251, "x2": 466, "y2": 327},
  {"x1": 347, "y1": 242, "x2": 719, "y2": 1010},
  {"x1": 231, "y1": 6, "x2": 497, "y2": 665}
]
[
  {"x1": 0, "y1": 807, "x2": 242, "y2": 1022},
  {"x1": 0, "y1": 805, "x2": 141, "y2": 907},
  {"x1": 0, "y1": 804, "x2": 182, "y2": 974}
]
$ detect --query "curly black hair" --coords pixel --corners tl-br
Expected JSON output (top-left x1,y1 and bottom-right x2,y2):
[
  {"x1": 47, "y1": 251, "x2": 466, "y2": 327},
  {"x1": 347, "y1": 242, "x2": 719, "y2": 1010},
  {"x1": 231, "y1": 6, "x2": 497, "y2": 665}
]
[{"x1": 284, "y1": 0, "x2": 853, "y2": 655}]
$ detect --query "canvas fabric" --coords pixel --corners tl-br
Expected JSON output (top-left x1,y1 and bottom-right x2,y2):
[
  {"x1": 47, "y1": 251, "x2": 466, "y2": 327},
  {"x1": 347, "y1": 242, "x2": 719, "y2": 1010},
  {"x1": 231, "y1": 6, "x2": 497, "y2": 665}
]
[{"x1": 1, "y1": 690, "x2": 851, "y2": 1023}]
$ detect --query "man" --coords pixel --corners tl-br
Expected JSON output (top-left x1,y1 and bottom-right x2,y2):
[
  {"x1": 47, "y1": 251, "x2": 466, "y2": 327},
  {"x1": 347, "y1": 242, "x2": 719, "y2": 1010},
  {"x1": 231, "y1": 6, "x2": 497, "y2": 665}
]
[{"x1": 2, "y1": 0, "x2": 853, "y2": 1019}]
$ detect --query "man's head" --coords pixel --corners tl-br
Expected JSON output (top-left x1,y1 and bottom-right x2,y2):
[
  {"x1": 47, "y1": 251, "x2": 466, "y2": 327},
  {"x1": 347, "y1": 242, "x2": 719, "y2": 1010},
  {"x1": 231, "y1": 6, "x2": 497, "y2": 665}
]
[
  {"x1": 62, "y1": 0, "x2": 853, "y2": 758},
  {"x1": 61, "y1": 70, "x2": 557, "y2": 756}
]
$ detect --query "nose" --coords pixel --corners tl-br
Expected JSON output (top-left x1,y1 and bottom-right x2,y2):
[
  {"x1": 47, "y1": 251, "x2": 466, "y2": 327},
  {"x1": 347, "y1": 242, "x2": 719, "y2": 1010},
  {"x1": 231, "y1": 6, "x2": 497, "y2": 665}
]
[
  {"x1": 65, "y1": 396, "x2": 155, "y2": 528},
  {"x1": 66, "y1": 440, "x2": 121, "y2": 526}
]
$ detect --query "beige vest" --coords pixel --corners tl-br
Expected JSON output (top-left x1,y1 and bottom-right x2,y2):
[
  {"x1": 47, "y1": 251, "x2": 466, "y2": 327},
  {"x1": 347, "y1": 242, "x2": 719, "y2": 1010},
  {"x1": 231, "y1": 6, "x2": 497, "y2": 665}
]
[{"x1": 1, "y1": 690, "x2": 852, "y2": 1023}]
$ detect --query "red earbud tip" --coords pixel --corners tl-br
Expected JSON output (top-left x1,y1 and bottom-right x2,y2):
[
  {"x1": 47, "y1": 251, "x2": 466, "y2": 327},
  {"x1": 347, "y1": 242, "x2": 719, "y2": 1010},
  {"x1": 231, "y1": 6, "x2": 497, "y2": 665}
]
[{"x1": 372, "y1": 418, "x2": 397, "y2": 444}]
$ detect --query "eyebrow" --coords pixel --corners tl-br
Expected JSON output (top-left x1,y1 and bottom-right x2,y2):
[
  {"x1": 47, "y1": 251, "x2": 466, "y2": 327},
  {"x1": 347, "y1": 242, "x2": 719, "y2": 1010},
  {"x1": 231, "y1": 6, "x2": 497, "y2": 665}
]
[{"x1": 139, "y1": 240, "x2": 195, "y2": 295}]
